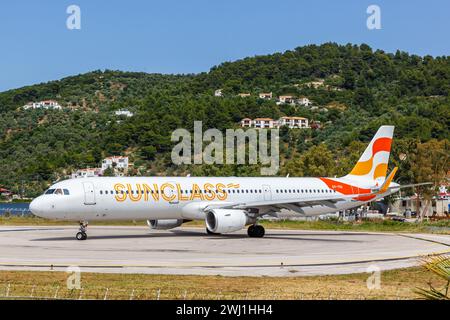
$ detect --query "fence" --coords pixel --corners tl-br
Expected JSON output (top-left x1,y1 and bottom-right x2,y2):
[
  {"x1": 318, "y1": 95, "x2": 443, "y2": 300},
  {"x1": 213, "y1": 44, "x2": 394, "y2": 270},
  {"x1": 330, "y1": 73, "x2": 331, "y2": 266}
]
[
  {"x1": 0, "y1": 207, "x2": 31, "y2": 216},
  {"x1": 0, "y1": 283, "x2": 415, "y2": 300}
]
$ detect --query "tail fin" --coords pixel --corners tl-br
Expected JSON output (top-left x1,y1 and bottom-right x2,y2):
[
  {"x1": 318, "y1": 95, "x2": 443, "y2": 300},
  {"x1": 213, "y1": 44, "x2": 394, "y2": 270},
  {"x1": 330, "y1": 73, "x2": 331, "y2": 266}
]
[{"x1": 345, "y1": 126, "x2": 394, "y2": 185}]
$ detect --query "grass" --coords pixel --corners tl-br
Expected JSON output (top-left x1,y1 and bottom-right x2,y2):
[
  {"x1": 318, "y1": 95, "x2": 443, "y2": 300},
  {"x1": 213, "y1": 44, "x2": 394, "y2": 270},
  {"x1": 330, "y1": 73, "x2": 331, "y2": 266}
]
[
  {"x1": 0, "y1": 266, "x2": 446, "y2": 300},
  {"x1": 1, "y1": 215, "x2": 449, "y2": 234},
  {"x1": 259, "y1": 219, "x2": 450, "y2": 234}
]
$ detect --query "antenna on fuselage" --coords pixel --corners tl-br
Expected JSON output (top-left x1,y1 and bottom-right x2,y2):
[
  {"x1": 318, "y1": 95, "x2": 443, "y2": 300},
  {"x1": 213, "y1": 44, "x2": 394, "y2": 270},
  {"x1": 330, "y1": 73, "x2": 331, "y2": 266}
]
[{"x1": 286, "y1": 174, "x2": 289, "y2": 178}]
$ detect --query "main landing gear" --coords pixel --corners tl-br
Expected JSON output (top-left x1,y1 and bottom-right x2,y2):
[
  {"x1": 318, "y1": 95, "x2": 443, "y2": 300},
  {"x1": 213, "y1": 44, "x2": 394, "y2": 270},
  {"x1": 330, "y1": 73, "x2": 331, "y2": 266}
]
[
  {"x1": 76, "y1": 221, "x2": 88, "y2": 240},
  {"x1": 247, "y1": 224, "x2": 265, "y2": 238}
]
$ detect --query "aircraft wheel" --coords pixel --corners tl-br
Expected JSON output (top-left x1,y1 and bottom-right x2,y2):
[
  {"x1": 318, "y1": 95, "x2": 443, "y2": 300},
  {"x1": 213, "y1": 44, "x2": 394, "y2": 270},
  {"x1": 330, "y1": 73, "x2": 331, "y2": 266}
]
[
  {"x1": 76, "y1": 232, "x2": 87, "y2": 241},
  {"x1": 248, "y1": 225, "x2": 265, "y2": 238}
]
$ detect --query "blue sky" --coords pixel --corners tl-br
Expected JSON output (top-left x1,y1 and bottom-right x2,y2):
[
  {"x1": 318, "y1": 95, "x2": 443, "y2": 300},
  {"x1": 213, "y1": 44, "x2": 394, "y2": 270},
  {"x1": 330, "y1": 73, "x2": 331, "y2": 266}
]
[{"x1": 0, "y1": 0, "x2": 448, "y2": 91}]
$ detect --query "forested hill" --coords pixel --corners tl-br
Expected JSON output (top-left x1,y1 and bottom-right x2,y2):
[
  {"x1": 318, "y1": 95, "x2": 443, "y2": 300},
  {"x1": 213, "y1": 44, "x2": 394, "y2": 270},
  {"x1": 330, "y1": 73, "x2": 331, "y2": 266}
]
[{"x1": 0, "y1": 43, "x2": 449, "y2": 197}]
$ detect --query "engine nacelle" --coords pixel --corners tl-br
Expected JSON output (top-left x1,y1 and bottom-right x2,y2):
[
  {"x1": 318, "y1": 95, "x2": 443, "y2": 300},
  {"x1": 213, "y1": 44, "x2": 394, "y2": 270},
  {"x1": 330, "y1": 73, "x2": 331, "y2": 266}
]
[
  {"x1": 147, "y1": 219, "x2": 183, "y2": 230},
  {"x1": 205, "y1": 209, "x2": 253, "y2": 234}
]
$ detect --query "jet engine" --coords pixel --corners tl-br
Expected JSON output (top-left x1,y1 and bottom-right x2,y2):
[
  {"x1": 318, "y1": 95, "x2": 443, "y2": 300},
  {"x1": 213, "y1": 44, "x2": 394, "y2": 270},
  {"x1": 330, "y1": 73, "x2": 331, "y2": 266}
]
[
  {"x1": 205, "y1": 209, "x2": 254, "y2": 234},
  {"x1": 147, "y1": 219, "x2": 184, "y2": 230}
]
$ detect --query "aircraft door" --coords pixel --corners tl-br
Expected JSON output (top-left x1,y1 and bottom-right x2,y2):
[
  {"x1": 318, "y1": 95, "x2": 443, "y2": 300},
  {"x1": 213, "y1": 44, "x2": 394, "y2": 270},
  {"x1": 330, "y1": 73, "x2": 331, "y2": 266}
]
[
  {"x1": 83, "y1": 182, "x2": 96, "y2": 205},
  {"x1": 262, "y1": 185, "x2": 272, "y2": 201}
]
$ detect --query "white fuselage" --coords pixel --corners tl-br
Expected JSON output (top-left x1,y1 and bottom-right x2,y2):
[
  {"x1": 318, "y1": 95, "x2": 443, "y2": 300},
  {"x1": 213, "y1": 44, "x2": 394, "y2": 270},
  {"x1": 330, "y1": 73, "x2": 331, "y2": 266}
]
[{"x1": 30, "y1": 176, "x2": 396, "y2": 221}]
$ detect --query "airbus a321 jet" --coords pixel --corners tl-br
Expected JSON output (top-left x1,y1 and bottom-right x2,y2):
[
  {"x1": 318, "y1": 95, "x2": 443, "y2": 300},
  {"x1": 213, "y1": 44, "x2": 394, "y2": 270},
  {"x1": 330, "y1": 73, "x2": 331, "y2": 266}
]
[{"x1": 30, "y1": 126, "x2": 427, "y2": 240}]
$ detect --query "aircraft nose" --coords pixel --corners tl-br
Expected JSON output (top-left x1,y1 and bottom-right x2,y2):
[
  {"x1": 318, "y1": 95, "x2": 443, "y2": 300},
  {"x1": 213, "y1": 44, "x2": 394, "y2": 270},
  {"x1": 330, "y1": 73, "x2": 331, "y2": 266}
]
[{"x1": 29, "y1": 197, "x2": 44, "y2": 216}]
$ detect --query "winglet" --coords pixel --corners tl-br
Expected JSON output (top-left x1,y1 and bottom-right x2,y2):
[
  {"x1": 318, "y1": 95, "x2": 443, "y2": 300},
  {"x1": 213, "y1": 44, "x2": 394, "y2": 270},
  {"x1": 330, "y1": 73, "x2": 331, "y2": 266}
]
[{"x1": 378, "y1": 167, "x2": 398, "y2": 193}]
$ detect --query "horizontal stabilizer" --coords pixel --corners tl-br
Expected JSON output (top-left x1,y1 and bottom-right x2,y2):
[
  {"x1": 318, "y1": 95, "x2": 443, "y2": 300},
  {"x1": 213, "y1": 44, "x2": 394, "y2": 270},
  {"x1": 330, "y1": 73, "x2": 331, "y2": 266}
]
[{"x1": 378, "y1": 167, "x2": 398, "y2": 193}]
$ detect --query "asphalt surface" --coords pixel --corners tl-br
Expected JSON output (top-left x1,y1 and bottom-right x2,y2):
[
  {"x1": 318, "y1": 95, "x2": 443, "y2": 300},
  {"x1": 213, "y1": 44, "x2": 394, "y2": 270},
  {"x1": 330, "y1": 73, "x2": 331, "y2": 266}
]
[{"x1": 0, "y1": 226, "x2": 449, "y2": 276}]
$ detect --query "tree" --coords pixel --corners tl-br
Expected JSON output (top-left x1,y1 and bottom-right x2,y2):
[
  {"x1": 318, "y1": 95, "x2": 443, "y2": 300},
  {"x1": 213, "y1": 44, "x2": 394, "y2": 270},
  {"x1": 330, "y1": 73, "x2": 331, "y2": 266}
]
[
  {"x1": 282, "y1": 143, "x2": 336, "y2": 177},
  {"x1": 409, "y1": 139, "x2": 450, "y2": 220},
  {"x1": 141, "y1": 146, "x2": 157, "y2": 160},
  {"x1": 102, "y1": 167, "x2": 115, "y2": 177}
]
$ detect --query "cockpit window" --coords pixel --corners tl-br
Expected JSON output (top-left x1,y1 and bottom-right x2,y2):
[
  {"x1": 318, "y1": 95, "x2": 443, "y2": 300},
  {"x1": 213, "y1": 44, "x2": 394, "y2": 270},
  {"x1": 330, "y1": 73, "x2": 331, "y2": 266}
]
[
  {"x1": 54, "y1": 189, "x2": 63, "y2": 195},
  {"x1": 63, "y1": 189, "x2": 70, "y2": 195},
  {"x1": 45, "y1": 189, "x2": 55, "y2": 195}
]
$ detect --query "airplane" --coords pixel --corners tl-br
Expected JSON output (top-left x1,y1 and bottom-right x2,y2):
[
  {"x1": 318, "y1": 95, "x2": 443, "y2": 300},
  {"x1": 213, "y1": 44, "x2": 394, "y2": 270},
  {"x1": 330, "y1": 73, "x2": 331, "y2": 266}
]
[{"x1": 29, "y1": 126, "x2": 428, "y2": 240}]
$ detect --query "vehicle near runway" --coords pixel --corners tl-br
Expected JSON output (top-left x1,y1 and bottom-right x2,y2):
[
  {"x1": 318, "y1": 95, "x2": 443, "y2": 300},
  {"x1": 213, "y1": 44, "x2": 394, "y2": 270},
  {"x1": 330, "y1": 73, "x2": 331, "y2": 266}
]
[{"x1": 29, "y1": 126, "x2": 428, "y2": 240}]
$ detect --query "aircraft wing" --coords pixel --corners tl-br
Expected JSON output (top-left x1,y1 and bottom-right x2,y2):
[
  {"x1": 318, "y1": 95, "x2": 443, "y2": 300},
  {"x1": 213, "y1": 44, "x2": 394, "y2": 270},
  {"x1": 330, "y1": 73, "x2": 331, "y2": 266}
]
[{"x1": 204, "y1": 194, "x2": 358, "y2": 214}]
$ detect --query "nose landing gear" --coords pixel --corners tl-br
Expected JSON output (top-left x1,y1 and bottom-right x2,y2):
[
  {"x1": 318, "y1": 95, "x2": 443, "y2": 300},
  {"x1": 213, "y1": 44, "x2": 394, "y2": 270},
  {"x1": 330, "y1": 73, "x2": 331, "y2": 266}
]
[
  {"x1": 247, "y1": 224, "x2": 265, "y2": 238},
  {"x1": 76, "y1": 222, "x2": 88, "y2": 240}
]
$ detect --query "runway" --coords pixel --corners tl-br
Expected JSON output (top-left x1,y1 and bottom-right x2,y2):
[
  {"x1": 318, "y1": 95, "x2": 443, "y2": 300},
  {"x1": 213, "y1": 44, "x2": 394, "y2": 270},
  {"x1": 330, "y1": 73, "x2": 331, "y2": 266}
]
[{"x1": 0, "y1": 226, "x2": 449, "y2": 276}]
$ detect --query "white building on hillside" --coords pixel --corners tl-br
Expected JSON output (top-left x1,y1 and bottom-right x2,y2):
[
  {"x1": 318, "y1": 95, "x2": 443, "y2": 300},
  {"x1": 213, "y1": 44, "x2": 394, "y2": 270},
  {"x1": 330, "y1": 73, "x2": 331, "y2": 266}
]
[
  {"x1": 23, "y1": 100, "x2": 62, "y2": 110},
  {"x1": 240, "y1": 118, "x2": 252, "y2": 128},
  {"x1": 259, "y1": 92, "x2": 273, "y2": 99},
  {"x1": 278, "y1": 95, "x2": 296, "y2": 104},
  {"x1": 240, "y1": 117, "x2": 311, "y2": 129},
  {"x1": 101, "y1": 156, "x2": 129, "y2": 172},
  {"x1": 297, "y1": 97, "x2": 312, "y2": 106},
  {"x1": 278, "y1": 117, "x2": 309, "y2": 128},
  {"x1": 114, "y1": 109, "x2": 134, "y2": 117},
  {"x1": 71, "y1": 168, "x2": 102, "y2": 179},
  {"x1": 214, "y1": 89, "x2": 223, "y2": 97},
  {"x1": 253, "y1": 118, "x2": 276, "y2": 129}
]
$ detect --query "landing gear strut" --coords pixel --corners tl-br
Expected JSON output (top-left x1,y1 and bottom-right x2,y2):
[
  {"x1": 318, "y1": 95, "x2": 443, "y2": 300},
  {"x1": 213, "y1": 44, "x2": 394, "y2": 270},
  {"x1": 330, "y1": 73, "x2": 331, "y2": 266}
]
[
  {"x1": 76, "y1": 222, "x2": 88, "y2": 240},
  {"x1": 247, "y1": 224, "x2": 265, "y2": 238}
]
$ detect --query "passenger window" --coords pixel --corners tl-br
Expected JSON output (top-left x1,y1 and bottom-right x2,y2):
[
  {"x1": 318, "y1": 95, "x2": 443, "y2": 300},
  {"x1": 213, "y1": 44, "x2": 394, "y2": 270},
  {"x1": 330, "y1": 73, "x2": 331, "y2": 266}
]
[{"x1": 100, "y1": 191, "x2": 103, "y2": 195}]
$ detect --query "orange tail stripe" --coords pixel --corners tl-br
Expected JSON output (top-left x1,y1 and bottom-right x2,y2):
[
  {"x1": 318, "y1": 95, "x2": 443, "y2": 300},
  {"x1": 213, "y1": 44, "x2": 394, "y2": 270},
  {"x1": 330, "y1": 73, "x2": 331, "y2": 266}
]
[
  {"x1": 350, "y1": 158, "x2": 373, "y2": 176},
  {"x1": 372, "y1": 137, "x2": 392, "y2": 155},
  {"x1": 350, "y1": 137, "x2": 392, "y2": 177},
  {"x1": 373, "y1": 163, "x2": 388, "y2": 180}
]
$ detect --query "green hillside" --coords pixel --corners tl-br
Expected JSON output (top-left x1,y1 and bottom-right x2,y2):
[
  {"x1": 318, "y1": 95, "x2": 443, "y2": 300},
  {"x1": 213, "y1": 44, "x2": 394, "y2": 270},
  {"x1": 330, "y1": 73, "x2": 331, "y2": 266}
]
[{"x1": 0, "y1": 43, "x2": 449, "y2": 197}]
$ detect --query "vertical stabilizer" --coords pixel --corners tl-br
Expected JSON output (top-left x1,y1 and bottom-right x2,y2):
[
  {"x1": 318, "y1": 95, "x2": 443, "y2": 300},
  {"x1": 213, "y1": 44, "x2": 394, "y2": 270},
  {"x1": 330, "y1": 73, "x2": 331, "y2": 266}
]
[{"x1": 345, "y1": 126, "x2": 394, "y2": 184}]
